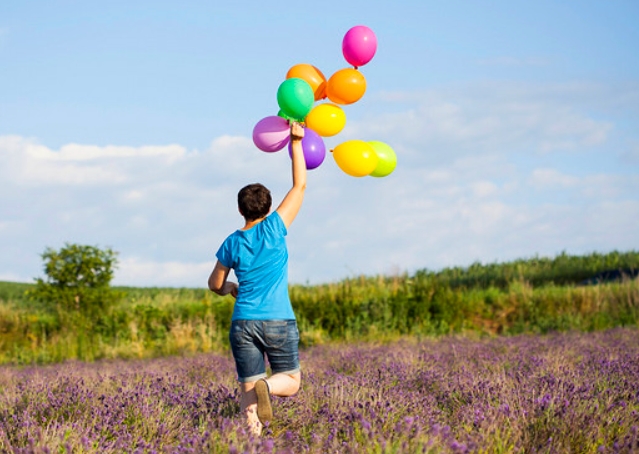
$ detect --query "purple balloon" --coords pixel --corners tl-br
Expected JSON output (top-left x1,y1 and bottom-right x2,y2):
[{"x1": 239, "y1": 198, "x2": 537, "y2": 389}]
[
  {"x1": 288, "y1": 128, "x2": 326, "y2": 170},
  {"x1": 253, "y1": 116, "x2": 290, "y2": 152}
]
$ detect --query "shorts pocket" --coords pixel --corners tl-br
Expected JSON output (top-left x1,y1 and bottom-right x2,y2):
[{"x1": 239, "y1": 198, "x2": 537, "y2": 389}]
[
  {"x1": 263, "y1": 321, "x2": 288, "y2": 348},
  {"x1": 230, "y1": 321, "x2": 249, "y2": 347}
]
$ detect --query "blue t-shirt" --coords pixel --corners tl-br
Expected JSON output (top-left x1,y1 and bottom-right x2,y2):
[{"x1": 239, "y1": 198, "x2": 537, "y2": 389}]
[{"x1": 215, "y1": 212, "x2": 295, "y2": 321}]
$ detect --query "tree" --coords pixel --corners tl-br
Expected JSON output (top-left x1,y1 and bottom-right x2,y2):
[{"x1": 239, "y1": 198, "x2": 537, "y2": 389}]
[{"x1": 29, "y1": 243, "x2": 123, "y2": 317}]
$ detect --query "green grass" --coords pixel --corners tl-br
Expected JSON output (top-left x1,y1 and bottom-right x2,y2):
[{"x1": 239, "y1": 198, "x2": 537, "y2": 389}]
[{"x1": 1, "y1": 250, "x2": 638, "y2": 365}]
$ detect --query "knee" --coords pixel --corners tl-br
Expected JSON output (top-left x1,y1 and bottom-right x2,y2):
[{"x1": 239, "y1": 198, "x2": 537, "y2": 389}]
[{"x1": 288, "y1": 373, "x2": 301, "y2": 395}]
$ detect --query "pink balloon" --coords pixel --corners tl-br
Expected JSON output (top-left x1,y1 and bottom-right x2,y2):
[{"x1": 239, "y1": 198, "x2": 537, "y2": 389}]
[
  {"x1": 342, "y1": 25, "x2": 377, "y2": 67},
  {"x1": 252, "y1": 116, "x2": 290, "y2": 152}
]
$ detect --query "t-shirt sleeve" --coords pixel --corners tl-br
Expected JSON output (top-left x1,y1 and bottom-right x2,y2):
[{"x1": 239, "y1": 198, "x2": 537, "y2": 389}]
[
  {"x1": 268, "y1": 212, "x2": 288, "y2": 237},
  {"x1": 215, "y1": 237, "x2": 233, "y2": 268}
]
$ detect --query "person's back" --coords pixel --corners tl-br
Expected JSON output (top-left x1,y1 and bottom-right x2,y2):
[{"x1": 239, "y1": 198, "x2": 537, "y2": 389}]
[
  {"x1": 218, "y1": 206, "x2": 293, "y2": 320},
  {"x1": 208, "y1": 121, "x2": 306, "y2": 436}
]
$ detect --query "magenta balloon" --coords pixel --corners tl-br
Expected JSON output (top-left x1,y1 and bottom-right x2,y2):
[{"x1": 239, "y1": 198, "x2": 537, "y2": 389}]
[
  {"x1": 342, "y1": 25, "x2": 377, "y2": 67},
  {"x1": 252, "y1": 116, "x2": 290, "y2": 152},
  {"x1": 288, "y1": 128, "x2": 326, "y2": 170}
]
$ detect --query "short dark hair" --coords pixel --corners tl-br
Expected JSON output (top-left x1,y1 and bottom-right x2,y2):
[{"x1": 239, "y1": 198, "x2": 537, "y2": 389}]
[{"x1": 238, "y1": 183, "x2": 272, "y2": 221}]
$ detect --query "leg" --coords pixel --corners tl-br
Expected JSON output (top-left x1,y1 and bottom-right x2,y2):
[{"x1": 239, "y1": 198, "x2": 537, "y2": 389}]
[
  {"x1": 253, "y1": 371, "x2": 300, "y2": 425},
  {"x1": 263, "y1": 320, "x2": 302, "y2": 398},
  {"x1": 265, "y1": 371, "x2": 301, "y2": 397},
  {"x1": 239, "y1": 381, "x2": 262, "y2": 436},
  {"x1": 234, "y1": 320, "x2": 301, "y2": 432},
  {"x1": 229, "y1": 321, "x2": 268, "y2": 436}
]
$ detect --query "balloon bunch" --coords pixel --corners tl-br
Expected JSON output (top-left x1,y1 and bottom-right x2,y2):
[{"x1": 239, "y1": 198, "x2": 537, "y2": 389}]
[{"x1": 252, "y1": 25, "x2": 397, "y2": 178}]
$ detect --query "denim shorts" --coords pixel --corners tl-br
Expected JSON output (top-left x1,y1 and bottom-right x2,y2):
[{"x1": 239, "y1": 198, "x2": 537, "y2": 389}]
[{"x1": 229, "y1": 319, "x2": 300, "y2": 383}]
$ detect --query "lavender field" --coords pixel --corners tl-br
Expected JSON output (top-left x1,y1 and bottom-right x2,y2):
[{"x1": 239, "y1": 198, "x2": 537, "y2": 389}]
[{"x1": 1, "y1": 329, "x2": 638, "y2": 453}]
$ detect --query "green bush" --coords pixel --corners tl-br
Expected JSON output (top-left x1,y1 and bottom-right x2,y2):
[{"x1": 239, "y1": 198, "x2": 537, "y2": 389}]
[
  {"x1": 27, "y1": 243, "x2": 123, "y2": 319},
  {"x1": 1, "y1": 250, "x2": 638, "y2": 364}
]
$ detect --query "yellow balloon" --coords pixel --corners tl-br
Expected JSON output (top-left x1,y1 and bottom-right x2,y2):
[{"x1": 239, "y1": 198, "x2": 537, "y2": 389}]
[
  {"x1": 305, "y1": 103, "x2": 346, "y2": 137},
  {"x1": 332, "y1": 140, "x2": 379, "y2": 177}
]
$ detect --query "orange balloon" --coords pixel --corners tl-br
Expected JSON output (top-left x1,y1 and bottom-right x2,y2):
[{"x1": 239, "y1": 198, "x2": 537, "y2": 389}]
[
  {"x1": 326, "y1": 68, "x2": 366, "y2": 105},
  {"x1": 286, "y1": 64, "x2": 327, "y2": 101}
]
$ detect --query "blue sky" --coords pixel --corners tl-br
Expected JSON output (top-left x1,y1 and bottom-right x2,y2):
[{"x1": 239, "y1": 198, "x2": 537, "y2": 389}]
[{"x1": 1, "y1": 0, "x2": 638, "y2": 286}]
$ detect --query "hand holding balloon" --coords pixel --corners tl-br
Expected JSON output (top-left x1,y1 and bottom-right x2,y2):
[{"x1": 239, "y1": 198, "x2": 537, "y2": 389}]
[
  {"x1": 289, "y1": 127, "x2": 326, "y2": 170},
  {"x1": 290, "y1": 121, "x2": 305, "y2": 142}
]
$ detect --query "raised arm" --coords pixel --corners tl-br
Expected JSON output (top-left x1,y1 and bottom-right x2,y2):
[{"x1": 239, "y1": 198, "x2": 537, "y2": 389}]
[{"x1": 276, "y1": 122, "x2": 307, "y2": 228}]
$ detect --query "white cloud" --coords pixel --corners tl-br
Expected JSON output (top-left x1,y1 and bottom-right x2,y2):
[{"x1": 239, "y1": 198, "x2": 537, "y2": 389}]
[
  {"x1": 116, "y1": 257, "x2": 215, "y2": 287},
  {"x1": 471, "y1": 181, "x2": 499, "y2": 198},
  {"x1": 0, "y1": 136, "x2": 188, "y2": 186},
  {"x1": 0, "y1": 272, "x2": 24, "y2": 282},
  {"x1": 366, "y1": 82, "x2": 615, "y2": 158},
  {"x1": 529, "y1": 168, "x2": 579, "y2": 188},
  {"x1": 56, "y1": 143, "x2": 186, "y2": 161},
  {"x1": 1, "y1": 80, "x2": 637, "y2": 287}
]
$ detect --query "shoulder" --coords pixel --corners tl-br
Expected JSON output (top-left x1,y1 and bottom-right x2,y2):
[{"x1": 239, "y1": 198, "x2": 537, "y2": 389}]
[
  {"x1": 265, "y1": 212, "x2": 287, "y2": 234},
  {"x1": 221, "y1": 230, "x2": 242, "y2": 244},
  {"x1": 217, "y1": 230, "x2": 242, "y2": 256}
]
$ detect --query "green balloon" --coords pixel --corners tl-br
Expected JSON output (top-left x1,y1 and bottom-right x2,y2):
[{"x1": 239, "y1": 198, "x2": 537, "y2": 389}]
[
  {"x1": 368, "y1": 141, "x2": 397, "y2": 177},
  {"x1": 277, "y1": 109, "x2": 296, "y2": 122},
  {"x1": 277, "y1": 78, "x2": 314, "y2": 121}
]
